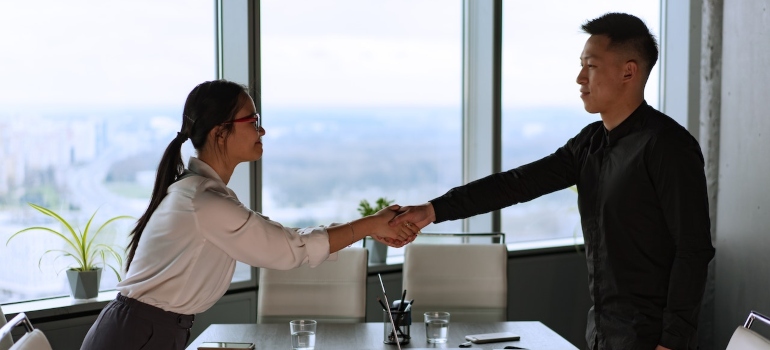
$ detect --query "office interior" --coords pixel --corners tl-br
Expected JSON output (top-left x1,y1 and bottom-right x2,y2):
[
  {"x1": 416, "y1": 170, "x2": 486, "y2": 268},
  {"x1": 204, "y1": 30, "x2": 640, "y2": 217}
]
[{"x1": 0, "y1": 1, "x2": 768, "y2": 349}]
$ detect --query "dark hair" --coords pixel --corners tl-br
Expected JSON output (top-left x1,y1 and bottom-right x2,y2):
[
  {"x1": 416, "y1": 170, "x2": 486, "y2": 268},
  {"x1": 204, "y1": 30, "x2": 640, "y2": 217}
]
[
  {"x1": 581, "y1": 12, "x2": 659, "y2": 78},
  {"x1": 126, "y1": 79, "x2": 249, "y2": 271}
]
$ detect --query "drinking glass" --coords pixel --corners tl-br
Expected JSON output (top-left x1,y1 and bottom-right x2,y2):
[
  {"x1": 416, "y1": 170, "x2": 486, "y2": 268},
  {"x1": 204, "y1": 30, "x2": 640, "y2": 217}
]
[
  {"x1": 289, "y1": 319, "x2": 317, "y2": 350},
  {"x1": 424, "y1": 311, "x2": 450, "y2": 343}
]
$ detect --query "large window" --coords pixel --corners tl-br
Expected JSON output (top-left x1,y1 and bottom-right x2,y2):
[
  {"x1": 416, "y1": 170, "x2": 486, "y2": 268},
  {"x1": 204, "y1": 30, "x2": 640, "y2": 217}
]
[
  {"x1": 500, "y1": 1, "x2": 661, "y2": 243},
  {"x1": 260, "y1": 0, "x2": 463, "y2": 243},
  {"x1": 0, "y1": 0, "x2": 217, "y2": 304}
]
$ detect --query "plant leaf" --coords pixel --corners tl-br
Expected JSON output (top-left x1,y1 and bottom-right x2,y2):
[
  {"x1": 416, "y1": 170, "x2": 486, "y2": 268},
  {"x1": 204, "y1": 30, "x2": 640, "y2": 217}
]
[
  {"x1": 80, "y1": 209, "x2": 100, "y2": 269},
  {"x1": 14, "y1": 204, "x2": 130, "y2": 274},
  {"x1": 26, "y1": 203, "x2": 86, "y2": 265},
  {"x1": 28, "y1": 203, "x2": 79, "y2": 243},
  {"x1": 86, "y1": 215, "x2": 133, "y2": 262},
  {"x1": 105, "y1": 264, "x2": 123, "y2": 282},
  {"x1": 40, "y1": 249, "x2": 82, "y2": 272},
  {"x1": 8, "y1": 226, "x2": 80, "y2": 256}
]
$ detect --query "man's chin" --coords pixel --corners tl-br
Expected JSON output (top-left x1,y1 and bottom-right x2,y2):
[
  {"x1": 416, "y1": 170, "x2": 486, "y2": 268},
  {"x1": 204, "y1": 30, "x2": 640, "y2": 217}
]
[{"x1": 582, "y1": 104, "x2": 600, "y2": 114}]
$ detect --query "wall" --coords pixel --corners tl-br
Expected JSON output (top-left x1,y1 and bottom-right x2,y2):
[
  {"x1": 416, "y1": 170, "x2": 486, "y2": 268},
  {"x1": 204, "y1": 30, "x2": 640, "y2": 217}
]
[{"x1": 714, "y1": 1, "x2": 770, "y2": 348}]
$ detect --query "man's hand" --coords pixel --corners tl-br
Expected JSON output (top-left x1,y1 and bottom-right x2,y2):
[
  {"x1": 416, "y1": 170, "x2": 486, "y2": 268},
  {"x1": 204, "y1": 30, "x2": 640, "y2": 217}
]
[
  {"x1": 388, "y1": 202, "x2": 435, "y2": 231},
  {"x1": 371, "y1": 205, "x2": 420, "y2": 242},
  {"x1": 655, "y1": 345, "x2": 671, "y2": 350}
]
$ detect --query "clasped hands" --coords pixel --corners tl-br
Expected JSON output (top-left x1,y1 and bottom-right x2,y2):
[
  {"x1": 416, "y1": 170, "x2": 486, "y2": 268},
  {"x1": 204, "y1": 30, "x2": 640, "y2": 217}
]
[{"x1": 369, "y1": 203, "x2": 435, "y2": 248}]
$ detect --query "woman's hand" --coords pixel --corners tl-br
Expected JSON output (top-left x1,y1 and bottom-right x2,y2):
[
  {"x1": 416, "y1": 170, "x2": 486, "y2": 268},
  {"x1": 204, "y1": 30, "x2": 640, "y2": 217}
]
[
  {"x1": 370, "y1": 205, "x2": 420, "y2": 242},
  {"x1": 371, "y1": 234, "x2": 416, "y2": 248}
]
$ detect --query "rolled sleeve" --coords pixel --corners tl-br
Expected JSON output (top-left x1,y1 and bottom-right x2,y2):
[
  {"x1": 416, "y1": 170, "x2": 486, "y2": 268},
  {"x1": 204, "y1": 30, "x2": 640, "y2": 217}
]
[{"x1": 194, "y1": 187, "x2": 331, "y2": 269}]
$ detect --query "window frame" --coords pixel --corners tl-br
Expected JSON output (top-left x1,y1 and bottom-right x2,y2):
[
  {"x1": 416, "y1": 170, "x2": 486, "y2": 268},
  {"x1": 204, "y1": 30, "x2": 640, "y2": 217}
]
[{"x1": 3, "y1": 0, "x2": 691, "y2": 319}]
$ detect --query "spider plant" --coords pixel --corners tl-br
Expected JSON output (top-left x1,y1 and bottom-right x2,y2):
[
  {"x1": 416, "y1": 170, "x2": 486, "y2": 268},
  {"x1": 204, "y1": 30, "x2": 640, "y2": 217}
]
[
  {"x1": 357, "y1": 197, "x2": 394, "y2": 217},
  {"x1": 6, "y1": 203, "x2": 133, "y2": 281}
]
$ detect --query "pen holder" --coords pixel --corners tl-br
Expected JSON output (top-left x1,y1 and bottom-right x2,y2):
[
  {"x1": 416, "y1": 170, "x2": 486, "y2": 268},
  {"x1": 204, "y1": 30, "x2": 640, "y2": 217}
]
[{"x1": 383, "y1": 307, "x2": 411, "y2": 345}]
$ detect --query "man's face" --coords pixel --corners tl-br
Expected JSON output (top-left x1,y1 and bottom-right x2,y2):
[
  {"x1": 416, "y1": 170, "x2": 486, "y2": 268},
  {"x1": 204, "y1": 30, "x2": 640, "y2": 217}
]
[{"x1": 576, "y1": 35, "x2": 627, "y2": 115}]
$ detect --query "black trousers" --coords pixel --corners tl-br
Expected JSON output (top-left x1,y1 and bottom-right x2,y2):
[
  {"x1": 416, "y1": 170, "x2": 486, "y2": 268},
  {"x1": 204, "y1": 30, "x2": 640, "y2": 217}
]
[{"x1": 81, "y1": 294, "x2": 195, "y2": 350}]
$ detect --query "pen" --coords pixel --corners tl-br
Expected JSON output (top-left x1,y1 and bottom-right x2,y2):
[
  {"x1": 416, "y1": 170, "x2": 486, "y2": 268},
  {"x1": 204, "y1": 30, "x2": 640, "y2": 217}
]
[
  {"x1": 377, "y1": 297, "x2": 388, "y2": 311},
  {"x1": 404, "y1": 299, "x2": 413, "y2": 312},
  {"x1": 398, "y1": 290, "x2": 407, "y2": 312}
]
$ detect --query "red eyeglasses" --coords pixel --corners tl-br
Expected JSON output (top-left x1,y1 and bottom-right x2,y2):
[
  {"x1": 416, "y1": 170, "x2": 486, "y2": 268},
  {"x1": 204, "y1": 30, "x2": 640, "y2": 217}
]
[{"x1": 223, "y1": 113, "x2": 261, "y2": 130}]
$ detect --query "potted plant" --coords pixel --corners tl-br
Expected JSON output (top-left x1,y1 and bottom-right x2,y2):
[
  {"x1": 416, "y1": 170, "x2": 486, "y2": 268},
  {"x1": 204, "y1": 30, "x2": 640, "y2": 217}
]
[
  {"x1": 6, "y1": 203, "x2": 133, "y2": 299},
  {"x1": 357, "y1": 197, "x2": 393, "y2": 264}
]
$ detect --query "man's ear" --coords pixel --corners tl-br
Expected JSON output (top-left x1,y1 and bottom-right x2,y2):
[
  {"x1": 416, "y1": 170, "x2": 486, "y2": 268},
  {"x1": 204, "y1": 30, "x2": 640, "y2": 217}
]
[{"x1": 623, "y1": 60, "x2": 638, "y2": 81}]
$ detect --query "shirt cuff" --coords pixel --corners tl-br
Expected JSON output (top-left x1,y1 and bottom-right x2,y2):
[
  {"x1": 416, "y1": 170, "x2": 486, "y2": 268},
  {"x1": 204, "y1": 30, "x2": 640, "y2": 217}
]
[
  {"x1": 297, "y1": 227, "x2": 332, "y2": 267},
  {"x1": 428, "y1": 198, "x2": 449, "y2": 223},
  {"x1": 660, "y1": 311, "x2": 696, "y2": 350}
]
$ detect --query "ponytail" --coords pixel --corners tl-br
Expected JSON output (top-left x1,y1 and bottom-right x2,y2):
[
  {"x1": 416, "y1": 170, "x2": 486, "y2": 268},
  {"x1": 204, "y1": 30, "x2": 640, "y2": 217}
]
[{"x1": 125, "y1": 133, "x2": 188, "y2": 271}]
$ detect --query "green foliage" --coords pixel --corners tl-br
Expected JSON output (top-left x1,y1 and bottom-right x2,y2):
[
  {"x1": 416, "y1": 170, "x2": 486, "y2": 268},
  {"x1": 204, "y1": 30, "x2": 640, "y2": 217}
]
[
  {"x1": 357, "y1": 197, "x2": 394, "y2": 217},
  {"x1": 6, "y1": 203, "x2": 133, "y2": 282}
]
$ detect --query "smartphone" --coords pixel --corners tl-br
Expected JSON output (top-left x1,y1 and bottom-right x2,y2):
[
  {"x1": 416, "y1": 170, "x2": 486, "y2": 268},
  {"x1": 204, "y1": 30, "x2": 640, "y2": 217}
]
[
  {"x1": 465, "y1": 331, "x2": 520, "y2": 344},
  {"x1": 198, "y1": 342, "x2": 256, "y2": 350}
]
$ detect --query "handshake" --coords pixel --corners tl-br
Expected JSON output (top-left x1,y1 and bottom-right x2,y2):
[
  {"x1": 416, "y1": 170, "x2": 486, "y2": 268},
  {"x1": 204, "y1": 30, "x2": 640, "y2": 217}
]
[{"x1": 365, "y1": 203, "x2": 436, "y2": 248}]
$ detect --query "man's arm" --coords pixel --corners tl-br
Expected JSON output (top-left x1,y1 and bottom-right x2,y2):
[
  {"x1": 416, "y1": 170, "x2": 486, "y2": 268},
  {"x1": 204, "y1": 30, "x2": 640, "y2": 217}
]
[
  {"x1": 390, "y1": 123, "x2": 604, "y2": 230},
  {"x1": 429, "y1": 143, "x2": 579, "y2": 223},
  {"x1": 648, "y1": 128, "x2": 716, "y2": 349}
]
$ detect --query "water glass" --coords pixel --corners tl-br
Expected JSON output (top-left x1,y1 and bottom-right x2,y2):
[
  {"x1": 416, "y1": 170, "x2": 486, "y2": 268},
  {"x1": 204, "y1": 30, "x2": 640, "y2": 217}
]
[
  {"x1": 290, "y1": 319, "x2": 317, "y2": 350},
  {"x1": 424, "y1": 311, "x2": 450, "y2": 343}
]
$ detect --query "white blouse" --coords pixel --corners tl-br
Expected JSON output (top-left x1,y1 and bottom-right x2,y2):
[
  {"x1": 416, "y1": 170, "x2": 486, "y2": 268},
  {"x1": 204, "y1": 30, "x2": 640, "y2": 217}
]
[{"x1": 116, "y1": 157, "x2": 331, "y2": 315}]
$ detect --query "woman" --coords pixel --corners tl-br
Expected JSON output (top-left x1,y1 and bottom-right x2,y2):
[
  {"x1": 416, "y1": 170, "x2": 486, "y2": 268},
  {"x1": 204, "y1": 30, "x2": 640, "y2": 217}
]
[{"x1": 81, "y1": 80, "x2": 417, "y2": 349}]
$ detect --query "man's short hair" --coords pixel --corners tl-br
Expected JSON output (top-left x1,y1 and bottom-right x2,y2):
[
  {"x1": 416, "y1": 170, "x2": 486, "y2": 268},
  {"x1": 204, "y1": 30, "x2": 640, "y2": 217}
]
[{"x1": 581, "y1": 12, "x2": 659, "y2": 78}]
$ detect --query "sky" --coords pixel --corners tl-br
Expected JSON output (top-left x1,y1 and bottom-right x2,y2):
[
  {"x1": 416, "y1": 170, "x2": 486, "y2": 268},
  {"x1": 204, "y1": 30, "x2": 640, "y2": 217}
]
[{"x1": 0, "y1": 0, "x2": 660, "y2": 110}]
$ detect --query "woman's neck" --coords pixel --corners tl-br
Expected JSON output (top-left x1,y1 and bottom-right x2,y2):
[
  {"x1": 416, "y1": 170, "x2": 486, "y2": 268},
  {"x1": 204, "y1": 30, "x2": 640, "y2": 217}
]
[{"x1": 197, "y1": 153, "x2": 235, "y2": 184}]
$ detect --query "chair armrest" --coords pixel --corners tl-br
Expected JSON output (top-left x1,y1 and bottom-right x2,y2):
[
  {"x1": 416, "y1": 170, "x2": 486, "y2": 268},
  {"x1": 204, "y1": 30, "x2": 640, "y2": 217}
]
[{"x1": 0, "y1": 313, "x2": 34, "y2": 344}]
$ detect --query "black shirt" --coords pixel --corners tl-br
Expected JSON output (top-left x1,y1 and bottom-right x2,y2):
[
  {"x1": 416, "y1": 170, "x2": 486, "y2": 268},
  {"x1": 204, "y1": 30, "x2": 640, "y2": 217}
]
[{"x1": 430, "y1": 102, "x2": 715, "y2": 350}]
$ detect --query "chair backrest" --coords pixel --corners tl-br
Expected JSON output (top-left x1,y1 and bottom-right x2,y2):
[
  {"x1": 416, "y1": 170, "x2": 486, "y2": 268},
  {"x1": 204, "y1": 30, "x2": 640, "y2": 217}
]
[
  {"x1": 0, "y1": 313, "x2": 52, "y2": 350},
  {"x1": 0, "y1": 306, "x2": 13, "y2": 350},
  {"x1": 726, "y1": 310, "x2": 770, "y2": 350},
  {"x1": 257, "y1": 247, "x2": 368, "y2": 324},
  {"x1": 403, "y1": 243, "x2": 508, "y2": 322}
]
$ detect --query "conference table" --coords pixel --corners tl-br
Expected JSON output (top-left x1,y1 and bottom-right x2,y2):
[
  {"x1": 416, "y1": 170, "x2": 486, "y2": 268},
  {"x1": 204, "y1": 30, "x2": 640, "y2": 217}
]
[{"x1": 186, "y1": 321, "x2": 578, "y2": 350}]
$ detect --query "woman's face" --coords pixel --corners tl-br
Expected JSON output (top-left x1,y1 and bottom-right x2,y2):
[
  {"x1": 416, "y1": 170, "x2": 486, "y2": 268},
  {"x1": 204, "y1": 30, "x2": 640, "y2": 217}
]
[{"x1": 223, "y1": 94, "x2": 265, "y2": 163}]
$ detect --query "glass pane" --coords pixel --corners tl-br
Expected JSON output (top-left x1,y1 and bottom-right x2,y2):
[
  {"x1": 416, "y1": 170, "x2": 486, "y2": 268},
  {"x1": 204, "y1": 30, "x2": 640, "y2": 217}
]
[
  {"x1": 0, "y1": 0, "x2": 218, "y2": 304},
  {"x1": 260, "y1": 0, "x2": 462, "y2": 257},
  {"x1": 501, "y1": 2, "x2": 661, "y2": 243}
]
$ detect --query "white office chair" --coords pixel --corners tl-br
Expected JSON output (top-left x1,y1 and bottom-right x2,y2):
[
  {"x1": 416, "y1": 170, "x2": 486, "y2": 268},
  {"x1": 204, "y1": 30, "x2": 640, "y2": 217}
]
[
  {"x1": 0, "y1": 306, "x2": 12, "y2": 350},
  {"x1": 726, "y1": 310, "x2": 770, "y2": 350},
  {"x1": 403, "y1": 243, "x2": 508, "y2": 322},
  {"x1": 257, "y1": 247, "x2": 368, "y2": 324},
  {"x1": 0, "y1": 313, "x2": 52, "y2": 350}
]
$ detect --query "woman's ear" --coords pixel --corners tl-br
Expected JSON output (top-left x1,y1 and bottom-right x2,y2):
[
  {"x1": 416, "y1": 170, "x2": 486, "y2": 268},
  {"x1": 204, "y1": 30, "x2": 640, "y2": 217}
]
[{"x1": 207, "y1": 126, "x2": 227, "y2": 146}]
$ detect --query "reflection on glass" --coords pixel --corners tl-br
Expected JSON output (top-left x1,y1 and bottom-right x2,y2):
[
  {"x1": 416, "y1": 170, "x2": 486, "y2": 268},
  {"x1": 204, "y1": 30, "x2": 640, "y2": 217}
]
[
  {"x1": 260, "y1": 0, "x2": 463, "y2": 256},
  {"x1": 501, "y1": 1, "x2": 661, "y2": 243},
  {"x1": 0, "y1": 0, "x2": 216, "y2": 304}
]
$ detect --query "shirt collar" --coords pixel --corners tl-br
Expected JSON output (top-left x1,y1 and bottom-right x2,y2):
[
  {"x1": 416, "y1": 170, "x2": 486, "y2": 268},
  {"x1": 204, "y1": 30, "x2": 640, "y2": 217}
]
[
  {"x1": 187, "y1": 157, "x2": 225, "y2": 184},
  {"x1": 604, "y1": 100, "x2": 648, "y2": 145}
]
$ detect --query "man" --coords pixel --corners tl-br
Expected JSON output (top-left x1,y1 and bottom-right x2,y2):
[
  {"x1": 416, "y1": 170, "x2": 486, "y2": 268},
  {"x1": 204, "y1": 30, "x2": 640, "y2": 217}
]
[{"x1": 390, "y1": 13, "x2": 715, "y2": 350}]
